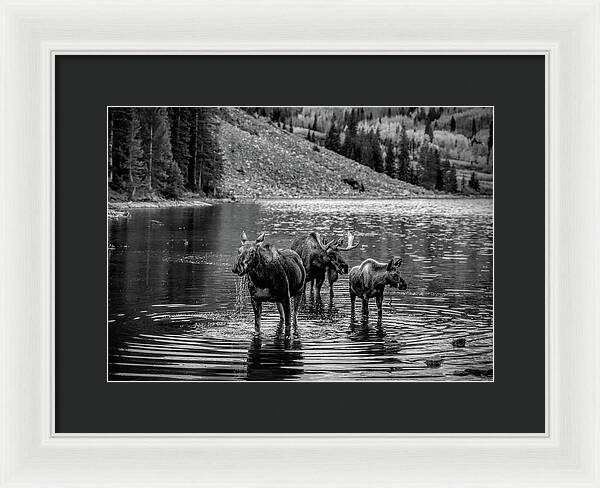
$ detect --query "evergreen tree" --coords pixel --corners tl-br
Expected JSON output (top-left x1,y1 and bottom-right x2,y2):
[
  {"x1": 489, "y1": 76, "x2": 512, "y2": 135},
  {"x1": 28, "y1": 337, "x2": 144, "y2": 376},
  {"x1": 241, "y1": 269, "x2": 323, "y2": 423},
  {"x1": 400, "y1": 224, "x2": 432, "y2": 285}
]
[
  {"x1": 487, "y1": 120, "x2": 493, "y2": 164},
  {"x1": 419, "y1": 143, "x2": 441, "y2": 190},
  {"x1": 446, "y1": 163, "x2": 458, "y2": 193},
  {"x1": 358, "y1": 129, "x2": 374, "y2": 169},
  {"x1": 138, "y1": 107, "x2": 183, "y2": 197},
  {"x1": 372, "y1": 129, "x2": 385, "y2": 173},
  {"x1": 125, "y1": 108, "x2": 145, "y2": 198},
  {"x1": 397, "y1": 125, "x2": 410, "y2": 182},
  {"x1": 306, "y1": 130, "x2": 312, "y2": 141},
  {"x1": 471, "y1": 118, "x2": 477, "y2": 138},
  {"x1": 342, "y1": 108, "x2": 358, "y2": 160},
  {"x1": 108, "y1": 108, "x2": 136, "y2": 191},
  {"x1": 324, "y1": 116, "x2": 341, "y2": 153},
  {"x1": 450, "y1": 115, "x2": 456, "y2": 132},
  {"x1": 427, "y1": 107, "x2": 437, "y2": 122},
  {"x1": 187, "y1": 108, "x2": 223, "y2": 196},
  {"x1": 425, "y1": 120, "x2": 434, "y2": 143},
  {"x1": 108, "y1": 109, "x2": 114, "y2": 184},
  {"x1": 168, "y1": 108, "x2": 192, "y2": 185},
  {"x1": 312, "y1": 114, "x2": 318, "y2": 132},
  {"x1": 198, "y1": 108, "x2": 223, "y2": 196},
  {"x1": 162, "y1": 155, "x2": 185, "y2": 198},
  {"x1": 289, "y1": 120, "x2": 293, "y2": 133},
  {"x1": 109, "y1": 106, "x2": 223, "y2": 200},
  {"x1": 469, "y1": 171, "x2": 480, "y2": 191},
  {"x1": 384, "y1": 138, "x2": 396, "y2": 178},
  {"x1": 437, "y1": 158, "x2": 450, "y2": 191}
]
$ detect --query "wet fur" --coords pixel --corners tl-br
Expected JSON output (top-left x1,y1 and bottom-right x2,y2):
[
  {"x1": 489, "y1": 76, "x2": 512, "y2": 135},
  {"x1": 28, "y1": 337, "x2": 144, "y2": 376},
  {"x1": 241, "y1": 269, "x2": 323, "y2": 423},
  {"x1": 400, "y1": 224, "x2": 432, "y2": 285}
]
[
  {"x1": 246, "y1": 245, "x2": 304, "y2": 299},
  {"x1": 241, "y1": 243, "x2": 305, "y2": 336}
]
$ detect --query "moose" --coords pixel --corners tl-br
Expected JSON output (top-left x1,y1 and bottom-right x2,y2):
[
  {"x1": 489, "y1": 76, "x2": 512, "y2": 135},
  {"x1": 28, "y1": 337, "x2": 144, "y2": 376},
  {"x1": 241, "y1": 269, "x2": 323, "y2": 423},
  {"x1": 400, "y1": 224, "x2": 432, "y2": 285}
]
[
  {"x1": 232, "y1": 231, "x2": 306, "y2": 337},
  {"x1": 291, "y1": 231, "x2": 359, "y2": 299},
  {"x1": 349, "y1": 256, "x2": 407, "y2": 318}
]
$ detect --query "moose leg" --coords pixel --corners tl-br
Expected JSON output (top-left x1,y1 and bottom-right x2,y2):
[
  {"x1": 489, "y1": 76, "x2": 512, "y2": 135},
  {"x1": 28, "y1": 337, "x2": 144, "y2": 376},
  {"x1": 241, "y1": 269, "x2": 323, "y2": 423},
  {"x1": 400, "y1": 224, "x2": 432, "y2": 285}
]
[
  {"x1": 375, "y1": 294, "x2": 383, "y2": 318},
  {"x1": 276, "y1": 302, "x2": 285, "y2": 327},
  {"x1": 292, "y1": 293, "x2": 302, "y2": 333},
  {"x1": 362, "y1": 298, "x2": 369, "y2": 317},
  {"x1": 251, "y1": 298, "x2": 262, "y2": 335},
  {"x1": 327, "y1": 268, "x2": 336, "y2": 299},
  {"x1": 315, "y1": 273, "x2": 325, "y2": 299},
  {"x1": 282, "y1": 297, "x2": 292, "y2": 338}
]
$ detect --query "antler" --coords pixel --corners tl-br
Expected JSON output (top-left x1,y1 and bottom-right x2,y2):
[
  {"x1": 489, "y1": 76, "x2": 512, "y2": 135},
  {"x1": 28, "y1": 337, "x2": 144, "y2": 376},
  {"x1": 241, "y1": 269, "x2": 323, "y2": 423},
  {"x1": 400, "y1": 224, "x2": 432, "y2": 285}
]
[
  {"x1": 312, "y1": 232, "x2": 331, "y2": 251},
  {"x1": 339, "y1": 231, "x2": 360, "y2": 251}
]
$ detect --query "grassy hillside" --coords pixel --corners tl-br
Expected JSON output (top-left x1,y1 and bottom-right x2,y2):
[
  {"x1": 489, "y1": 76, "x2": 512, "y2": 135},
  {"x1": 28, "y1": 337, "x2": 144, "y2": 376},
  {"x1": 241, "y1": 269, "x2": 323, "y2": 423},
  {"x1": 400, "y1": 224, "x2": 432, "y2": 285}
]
[{"x1": 217, "y1": 108, "x2": 432, "y2": 199}]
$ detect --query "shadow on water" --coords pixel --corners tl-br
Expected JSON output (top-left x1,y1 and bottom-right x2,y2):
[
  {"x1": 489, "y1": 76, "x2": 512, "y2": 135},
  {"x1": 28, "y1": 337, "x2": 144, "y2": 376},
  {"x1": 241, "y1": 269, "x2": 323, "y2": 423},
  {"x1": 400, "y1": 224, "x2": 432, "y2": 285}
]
[{"x1": 108, "y1": 199, "x2": 493, "y2": 381}]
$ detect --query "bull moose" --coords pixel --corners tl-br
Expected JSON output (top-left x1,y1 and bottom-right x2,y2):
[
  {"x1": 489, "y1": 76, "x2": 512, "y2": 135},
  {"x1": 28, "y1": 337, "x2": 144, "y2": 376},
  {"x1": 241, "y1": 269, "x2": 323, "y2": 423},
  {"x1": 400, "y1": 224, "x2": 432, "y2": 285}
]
[
  {"x1": 349, "y1": 257, "x2": 407, "y2": 317},
  {"x1": 232, "y1": 231, "x2": 306, "y2": 337},
  {"x1": 291, "y1": 231, "x2": 359, "y2": 299}
]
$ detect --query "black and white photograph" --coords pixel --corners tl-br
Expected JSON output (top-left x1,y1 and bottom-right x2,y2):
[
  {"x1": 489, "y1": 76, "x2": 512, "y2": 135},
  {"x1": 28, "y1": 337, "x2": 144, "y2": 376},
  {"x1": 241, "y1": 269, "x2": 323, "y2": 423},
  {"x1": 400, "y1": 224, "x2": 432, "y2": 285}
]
[{"x1": 107, "y1": 106, "x2": 493, "y2": 382}]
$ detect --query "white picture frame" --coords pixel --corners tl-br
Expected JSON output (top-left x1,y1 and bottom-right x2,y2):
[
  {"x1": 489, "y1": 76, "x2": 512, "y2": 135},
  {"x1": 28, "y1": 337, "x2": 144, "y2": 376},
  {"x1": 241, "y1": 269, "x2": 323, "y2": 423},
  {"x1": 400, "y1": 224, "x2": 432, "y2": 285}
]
[{"x1": 1, "y1": 1, "x2": 598, "y2": 486}]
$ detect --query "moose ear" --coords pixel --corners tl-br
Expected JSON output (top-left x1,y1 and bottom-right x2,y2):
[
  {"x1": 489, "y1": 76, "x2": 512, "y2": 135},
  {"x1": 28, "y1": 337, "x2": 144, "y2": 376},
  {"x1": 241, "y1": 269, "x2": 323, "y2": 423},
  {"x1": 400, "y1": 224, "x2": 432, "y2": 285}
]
[
  {"x1": 394, "y1": 256, "x2": 403, "y2": 267},
  {"x1": 335, "y1": 237, "x2": 344, "y2": 248},
  {"x1": 256, "y1": 232, "x2": 266, "y2": 244},
  {"x1": 240, "y1": 231, "x2": 247, "y2": 244},
  {"x1": 387, "y1": 258, "x2": 395, "y2": 271}
]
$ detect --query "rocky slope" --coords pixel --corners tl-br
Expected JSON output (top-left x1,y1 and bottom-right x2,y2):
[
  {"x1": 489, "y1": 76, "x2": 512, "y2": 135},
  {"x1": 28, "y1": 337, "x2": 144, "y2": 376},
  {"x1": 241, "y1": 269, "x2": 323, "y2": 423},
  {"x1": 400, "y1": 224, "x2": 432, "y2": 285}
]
[{"x1": 216, "y1": 108, "x2": 431, "y2": 199}]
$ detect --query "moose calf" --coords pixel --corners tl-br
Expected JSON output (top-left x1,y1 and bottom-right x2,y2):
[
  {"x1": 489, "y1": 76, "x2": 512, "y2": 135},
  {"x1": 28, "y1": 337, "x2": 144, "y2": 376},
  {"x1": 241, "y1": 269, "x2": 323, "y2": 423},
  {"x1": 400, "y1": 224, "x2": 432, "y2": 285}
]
[{"x1": 349, "y1": 257, "x2": 407, "y2": 317}]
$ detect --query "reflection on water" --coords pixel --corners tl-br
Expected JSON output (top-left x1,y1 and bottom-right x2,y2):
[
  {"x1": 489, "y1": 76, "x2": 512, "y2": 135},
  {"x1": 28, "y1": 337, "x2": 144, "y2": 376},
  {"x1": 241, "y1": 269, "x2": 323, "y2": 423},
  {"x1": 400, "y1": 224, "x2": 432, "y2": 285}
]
[{"x1": 108, "y1": 198, "x2": 493, "y2": 381}]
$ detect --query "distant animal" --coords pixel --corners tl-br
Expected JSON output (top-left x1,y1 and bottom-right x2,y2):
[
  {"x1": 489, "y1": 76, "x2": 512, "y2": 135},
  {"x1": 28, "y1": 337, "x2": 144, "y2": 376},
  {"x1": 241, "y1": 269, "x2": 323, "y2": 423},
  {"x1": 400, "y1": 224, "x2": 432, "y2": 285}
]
[
  {"x1": 232, "y1": 231, "x2": 305, "y2": 337},
  {"x1": 342, "y1": 177, "x2": 365, "y2": 192},
  {"x1": 291, "y1": 231, "x2": 359, "y2": 299},
  {"x1": 349, "y1": 257, "x2": 407, "y2": 317}
]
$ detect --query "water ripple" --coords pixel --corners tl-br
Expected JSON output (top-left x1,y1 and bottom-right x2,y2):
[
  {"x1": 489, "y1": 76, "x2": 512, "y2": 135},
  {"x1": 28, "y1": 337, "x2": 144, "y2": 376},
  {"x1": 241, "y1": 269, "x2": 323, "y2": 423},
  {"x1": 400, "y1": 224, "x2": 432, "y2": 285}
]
[{"x1": 108, "y1": 199, "x2": 493, "y2": 381}]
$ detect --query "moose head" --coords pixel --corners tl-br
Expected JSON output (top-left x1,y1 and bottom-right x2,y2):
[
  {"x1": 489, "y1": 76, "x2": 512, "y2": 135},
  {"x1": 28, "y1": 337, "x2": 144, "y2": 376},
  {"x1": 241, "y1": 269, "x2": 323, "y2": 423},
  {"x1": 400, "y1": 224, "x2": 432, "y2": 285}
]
[
  {"x1": 385, "y1": 256, "x2": 407, "y2": 290},
  {"x1": 314, "y1": 231, "x2": 359, "y2": 275},
  {"x1": 232, "y1": 231, "x2": 268, "y2": 276}
]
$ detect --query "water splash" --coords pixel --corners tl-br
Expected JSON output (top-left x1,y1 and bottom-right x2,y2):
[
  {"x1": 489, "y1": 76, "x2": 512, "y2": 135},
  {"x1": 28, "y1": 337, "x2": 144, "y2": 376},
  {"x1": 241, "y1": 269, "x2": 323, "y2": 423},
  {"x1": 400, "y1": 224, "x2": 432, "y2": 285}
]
[{"x1": 235, "y1": 275, "x2": 250, "y2": 314}]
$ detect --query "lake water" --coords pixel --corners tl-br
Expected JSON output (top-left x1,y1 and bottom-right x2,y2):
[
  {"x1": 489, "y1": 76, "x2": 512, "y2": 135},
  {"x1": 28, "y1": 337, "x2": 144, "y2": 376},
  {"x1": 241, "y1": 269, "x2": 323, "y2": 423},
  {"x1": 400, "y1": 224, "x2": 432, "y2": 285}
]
[{"x1": 108, "y1": 198, "x2": 493, "y2": 381}]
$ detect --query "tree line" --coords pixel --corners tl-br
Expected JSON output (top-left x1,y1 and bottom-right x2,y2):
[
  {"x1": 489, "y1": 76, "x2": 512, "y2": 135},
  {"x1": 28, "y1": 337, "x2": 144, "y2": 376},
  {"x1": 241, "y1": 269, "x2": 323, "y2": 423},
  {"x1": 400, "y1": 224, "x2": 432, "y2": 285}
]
[
  {"x1": 320, "y1": 108, "x2": 484, "y2": 193},
  {"x1": 108, "y1": 107, "x2": 223, "y2": 199},
  {"x1": 244, "y1": 106, "x2": 492, "y2": 194}
]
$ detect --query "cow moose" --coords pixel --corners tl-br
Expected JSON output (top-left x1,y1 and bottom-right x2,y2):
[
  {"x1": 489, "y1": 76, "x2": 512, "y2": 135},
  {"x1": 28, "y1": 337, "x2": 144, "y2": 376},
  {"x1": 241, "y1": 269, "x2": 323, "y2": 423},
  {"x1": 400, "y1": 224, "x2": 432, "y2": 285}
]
[
  {"x1": 232, "y1": 231, "x2": 306, "y2": 337},
  {"x1": 349, "y1": 257, "x2": 407, "y2": 318},
  {"x1": 291, "y1": 231, "x2": 359, "y2": 299}
]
